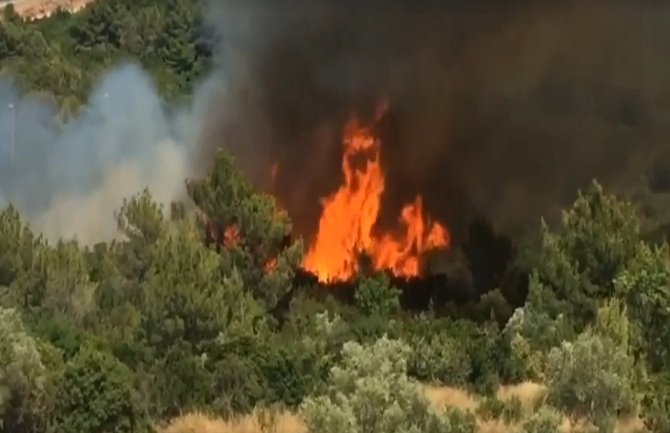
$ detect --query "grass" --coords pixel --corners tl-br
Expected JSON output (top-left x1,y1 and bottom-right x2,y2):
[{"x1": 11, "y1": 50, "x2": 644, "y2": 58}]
[
  {"x1": 158, "y1": 383, "x2": 647, "y2": 433},
  {"x1": 158, "y1": 410, "x2": 306, "y2": 433}
]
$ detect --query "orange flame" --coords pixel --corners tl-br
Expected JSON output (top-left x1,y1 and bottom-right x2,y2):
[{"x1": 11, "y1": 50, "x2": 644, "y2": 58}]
[
  {"x1": 223, "y1": 224, "x2": 241, "y2": 249},
  {"x1": 303, "y1": 113, "x2": 450, "y2": 282}
]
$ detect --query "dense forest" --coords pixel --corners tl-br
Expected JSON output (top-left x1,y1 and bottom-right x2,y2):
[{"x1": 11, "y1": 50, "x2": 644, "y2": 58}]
[
  {"x1": 0, "y1": 0, "x2": 211, "y2": 114},
  {"x1": 1, "y1": 1, "x2": 670, "y2": 433}
]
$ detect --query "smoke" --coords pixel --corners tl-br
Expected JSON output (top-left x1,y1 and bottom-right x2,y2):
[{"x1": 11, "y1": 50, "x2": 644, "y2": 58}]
[
  {"x1": 0, "y1": 63, "x2": 219, "y2": 244},
  {"x1": 202, "y1": 0, "x2": 670, "y2": 241},
  {"x1": 6, "y1": 0, "x2": 670, "y2": 246}
]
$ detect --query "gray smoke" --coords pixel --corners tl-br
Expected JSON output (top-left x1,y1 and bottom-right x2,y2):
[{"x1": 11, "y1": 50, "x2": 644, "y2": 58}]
[
  {"x1": 6, "y1": 0, "x2": 670, "y2": 246},
  {"x1": 0, "y1": 63, "x2": 221, "y2": 244},
  {"x1": 202, "y1": 0, "x2": 670, "y2": 241}
]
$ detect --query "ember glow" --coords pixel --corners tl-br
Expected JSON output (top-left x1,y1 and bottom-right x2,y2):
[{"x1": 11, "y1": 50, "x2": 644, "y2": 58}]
[{"x1": 303, "y1": 111, "x2": 450, "y2": 282}]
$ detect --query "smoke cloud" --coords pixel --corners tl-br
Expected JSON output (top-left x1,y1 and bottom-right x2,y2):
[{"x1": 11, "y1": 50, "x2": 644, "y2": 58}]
[
  {"x1": 5, "y1": 0, "x2": 670, "y2": 246},
  {"x1": 0, "y1": 63, "x2": 219, "y2": 244},
  {"x1": 202, "y1": 0, "x2": 670, "y2": 241}
]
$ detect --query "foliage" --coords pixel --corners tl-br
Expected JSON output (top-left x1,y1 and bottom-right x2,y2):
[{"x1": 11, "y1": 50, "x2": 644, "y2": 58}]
[
  {"x1": 186, "y1": 151, "x2": 304, "y2": 311},
  {"x1": 518, "y1": 406, "x2": 562, "y2": 433},
  {"x1": 614, "y1": 242, "x2": 670, "y2": 371},
  {"x1": 0, "y1": 307, "x2": 58, "y2": 433},
  {"x1": 545, "y1": 329, "x2": 636, "y2": 433},
  {"x1": 52, "y1": 346, "x2": 147, "y2": 433},
  {"x1": 640, "y1": 372, "x2": 670, "y2": 433},
  {"x1": 1, "y1": 0, "x2": 212, "y2": 107},
  {"x1": 404, "y1": 315, "x2": 472, "y2": 387},
  {"x1": 354, "y1": 273, "x2": 400, "y2": 317},
  {"x1": 138, "y1": 217, "x2": 264, "y2": 358},
  {"x1": 503, "y1": 181, "x2": 648, "y2": 390},
  {"x1": 476, "y1": 396, "x2": 523, "y2": 424},
  {"x1": 2, "y1": 9, "x2": 670, "y2": 425},
  {"x1": 301, "y1": 336, "x2": 476, "y2": 433},
  {"x1": 0, "y1": 206, "x2": 45, "y2": 307},
  {"x1": 521, "y1": 182, "x2": 641, "y2": 348}
]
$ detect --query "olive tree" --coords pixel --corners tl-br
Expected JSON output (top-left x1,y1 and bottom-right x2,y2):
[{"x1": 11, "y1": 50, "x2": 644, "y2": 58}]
[{"x1": 301, "y1": 336, "x2": 476, "y2": 433}]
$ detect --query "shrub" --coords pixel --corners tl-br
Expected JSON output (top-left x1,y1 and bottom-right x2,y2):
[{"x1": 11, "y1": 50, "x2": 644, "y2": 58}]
[
  {"x1": 52, "y1": 346, "x2": 147, "y2": 433},
  {"x1": 300, "y1": 336, "x2": 476, "y2": 433},
  {"x1": 476, "y1": 395, "x2": 523, "y2": 424},
  {"x1": 407, "y1": 328, "x2": 472, "y2": 387},
  {"x1": 545, "y1": 330, "x2": 636, "y2": 433},
  {"x1": 519, "y1": 406, "x2": 562, "y2": 433},
  {"x1": 0, "y1": 307, "x2": 59, "y2": 433},
  {"x1": 475, "y1": 397, "x2": 506, "y2": 421},
  {"x1": 354, "y1": 273, "x2": 400, "y2": 317},
  {"x1": 640, "y1": 372, "x2": 670, "y2": 433}
]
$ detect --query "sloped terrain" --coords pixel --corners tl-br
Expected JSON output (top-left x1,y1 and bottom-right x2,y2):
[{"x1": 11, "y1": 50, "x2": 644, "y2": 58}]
[{"x1": 1, "y1": 0, "x2": 91, "y2": 19}]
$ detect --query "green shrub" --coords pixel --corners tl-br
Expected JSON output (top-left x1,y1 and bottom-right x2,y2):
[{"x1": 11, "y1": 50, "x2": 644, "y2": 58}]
[
  {"x1": 475, "y1": 397, "x2": 505, "y2": 421},
  {"x1": 502, "y1": 396, "x2": 524, "y2": 424},
  {"x1": 640, "y1": 372, "x2": 670, "y2": 433},
  {"x1": 354, "y1": 273, "x2": 400, "y2": 317},
  {"x1": 476, "y1": 396, "x2": 523, "y2": 424},
  {"x1": 545, "y1": 331, "x2": 636, "y2": 433},
  {"x1": 52, "y1": 346, "x2": 146, "y2": 433},
  {"x1": 0, "y1": 307, "x2": 59, "y2": 433},
  {"x1": 519, "y1": 406, "x2": 562, "y2": 433},
  {"x1": 407, "y1": 329, "x2": 471, "y2": 387},
  {"x1": 300, "y1": 336, "x2": 476, "y2": 433}
]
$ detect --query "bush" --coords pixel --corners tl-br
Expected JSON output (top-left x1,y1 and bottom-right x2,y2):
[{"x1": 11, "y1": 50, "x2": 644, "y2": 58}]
[
  {"x1": 261, "y1": 345, "x2": 318, "y2": 407},
  {"x1": 407, "y1": 329, "x2": 472, "y2": 387},
  {"x1": 475, "y1": 397, "x2": 506, "y2": 421},
  {"x1": 0, "y1": 307, "x2": 59, "y2": 433},
  {"x1": 476, "y1": 396, "x2": 523, "y2": 424},
  {"x1": 52, "y1": 346, "x2": 147, "y2": 433},
  {"x1": 519, "y1": 406, "x2": 562, "y2": 433},
  {"x1": 640, "y1": 372, "x2": 670, "y2": 433},
  {"x1": 545, "y1": 330, "x2": 636, "y2": 433},
  {"x1": 354, "y1": 273, "x2": 400, "y2": 317},
  {"x1": 301, "y1": 336, "x2": 476, "y2": 433},
  {"x1": 404, "y1": 315, "x2": 500, "y2": 393}
]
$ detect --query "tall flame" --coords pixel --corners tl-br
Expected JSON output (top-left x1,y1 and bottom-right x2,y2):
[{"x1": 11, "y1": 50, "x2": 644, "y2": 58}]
[{"x1": 303, "y1": 113, "x2": 450, "y2": 282}]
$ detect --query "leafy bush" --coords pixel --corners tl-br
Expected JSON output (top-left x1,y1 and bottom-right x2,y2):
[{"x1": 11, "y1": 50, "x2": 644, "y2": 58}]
[
  {"x1": 519, "y1": 406, "x2": 562, "y2": 433},
  {"x1": 0, "y1": 307, "x2": 59, "y2": 433},
  {"x1": 52, "y1": 346, "x2": 146, "y2": 433},
  {"x1": 476, "y1": 395, "x2": 523, "y2": 424},
  {"x1": 475, "y1": 397, "x2": 506, "y2": 421},
  {"x1": 406, "y1": 324, "x2": 472, "y2": 387},
  {"x1": 640, "y1": 372, "x2": 670, "y2": 433},
  {"x1": 508, "y1": 181, "x2": 643, "y2": 363},
  {"x1": 301, "y1": 336, "x2": 476, "y2": 433},
  {"x1": 545, "y1": 330, "x2": 636, "y2": 433},
  {"x1": 354, "y1": 273, "x2": 400, "y2": 317},
  {"x1": 614, "y1": 243, "x2": 670, "y2": 372}
]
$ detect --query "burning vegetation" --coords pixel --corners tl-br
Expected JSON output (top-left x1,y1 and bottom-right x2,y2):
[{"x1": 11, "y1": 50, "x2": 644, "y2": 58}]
[
  {"x1": 207, "y1": 105, "x2": 452, "y2": 286},
  {"x1": 303, "y1": 106, "x2": 449, "y2": 282}
]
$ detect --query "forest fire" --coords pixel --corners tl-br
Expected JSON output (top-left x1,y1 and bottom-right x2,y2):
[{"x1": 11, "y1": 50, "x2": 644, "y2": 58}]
[{"x1": 302, "y1": 110, "x2": 450, "y2": 282}]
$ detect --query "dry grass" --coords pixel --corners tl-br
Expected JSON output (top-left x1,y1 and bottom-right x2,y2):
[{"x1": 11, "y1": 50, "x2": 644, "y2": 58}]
[
  {"x1": 158, "y1": 410, "x2": 306, "y2": 433},
  {"x1": 496, "y1": 382, "x2": 546, "y2": 406},
  {"x1": 423, "y1": 383, "x2": 645, "y2": 433},
  {"x1": 423, "y1": 384, "x2": 479, "y2": 412},
  {"x1": 158, "y1": 383, "x2": 648, "y2": 433}
]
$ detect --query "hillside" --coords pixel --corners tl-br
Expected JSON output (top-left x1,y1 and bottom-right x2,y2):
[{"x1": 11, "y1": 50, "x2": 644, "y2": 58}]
[
  {"x1": 1, "y1": 1, "x2": 670, "y2": 433},
  {"x1": 1, "y1": 0, "x2": 91, "y2": 19}
]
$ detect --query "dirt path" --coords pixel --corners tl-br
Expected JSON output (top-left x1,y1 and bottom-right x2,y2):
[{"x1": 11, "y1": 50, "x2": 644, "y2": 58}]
[{"x1": 1, "y1": 0, "x2": 92, "y2": 20}]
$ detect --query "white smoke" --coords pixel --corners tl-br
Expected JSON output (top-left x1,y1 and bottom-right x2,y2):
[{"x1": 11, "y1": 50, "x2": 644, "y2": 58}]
[{"x1": 0, "y1": 62, "x2": 222, "y2": 244}]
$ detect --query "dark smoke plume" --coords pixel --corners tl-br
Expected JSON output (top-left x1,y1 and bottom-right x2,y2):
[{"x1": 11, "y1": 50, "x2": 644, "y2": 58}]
[{"x1": 202, "y1": 0, "x2": 670, "y2": 242}]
